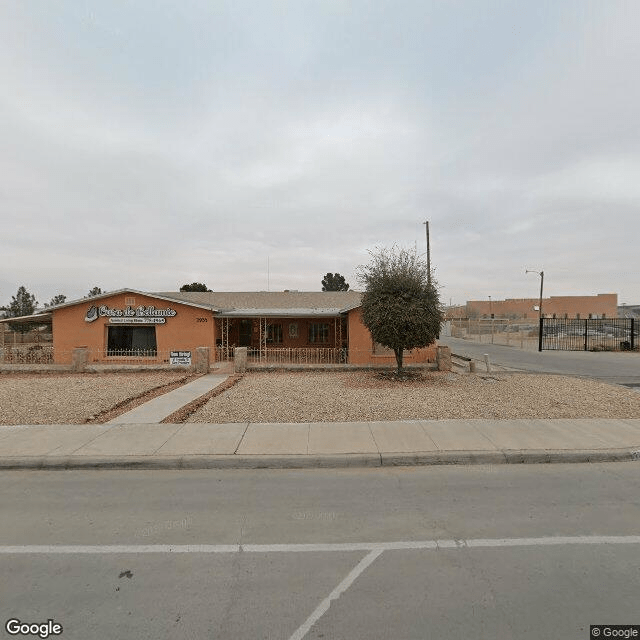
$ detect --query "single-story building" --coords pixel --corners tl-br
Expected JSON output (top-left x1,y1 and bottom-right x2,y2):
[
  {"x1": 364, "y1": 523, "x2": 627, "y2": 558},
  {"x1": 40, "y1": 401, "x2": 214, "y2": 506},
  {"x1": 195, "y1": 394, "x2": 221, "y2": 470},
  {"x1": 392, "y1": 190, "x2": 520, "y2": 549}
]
[{"x1": 2, "y1": 289, "x2": 438, "y2": 367}]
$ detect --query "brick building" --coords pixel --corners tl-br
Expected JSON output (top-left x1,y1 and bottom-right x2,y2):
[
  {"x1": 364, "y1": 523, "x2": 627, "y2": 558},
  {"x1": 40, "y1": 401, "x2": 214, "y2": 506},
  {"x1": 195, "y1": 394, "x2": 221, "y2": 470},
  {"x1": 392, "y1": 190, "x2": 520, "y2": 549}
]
[
  {"x1": 7, "y1": 288, "x2": 438, "y2": 366},
  {"x1": 447, "y1": 293, "x2": 618, "y2": 320}
]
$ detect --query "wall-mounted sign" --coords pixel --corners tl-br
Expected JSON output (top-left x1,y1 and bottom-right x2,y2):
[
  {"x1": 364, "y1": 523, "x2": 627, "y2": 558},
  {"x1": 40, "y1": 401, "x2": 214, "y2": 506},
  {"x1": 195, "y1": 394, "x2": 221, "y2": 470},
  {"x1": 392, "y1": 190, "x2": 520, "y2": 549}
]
[
  {"x1": 109, "y1": 317, "x2": 166, "y2": 324},
  {"x1": 170, "y1": 351, "x2": 192, "y2": 366},
  {"x1": 85, "y1": 305, "x2": 177, "y2": 323}
]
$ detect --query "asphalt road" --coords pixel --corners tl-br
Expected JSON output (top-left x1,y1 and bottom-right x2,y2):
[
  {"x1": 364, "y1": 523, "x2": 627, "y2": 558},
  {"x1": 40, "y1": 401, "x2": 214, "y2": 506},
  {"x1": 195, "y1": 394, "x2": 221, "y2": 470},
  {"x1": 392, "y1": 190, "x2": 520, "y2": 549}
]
[
  {"x1": 439, "y1": 336, "x2": 640, "y2": 385},
  {"x1": 1, "y1": 465, "x2": 640, "y2": 639}
]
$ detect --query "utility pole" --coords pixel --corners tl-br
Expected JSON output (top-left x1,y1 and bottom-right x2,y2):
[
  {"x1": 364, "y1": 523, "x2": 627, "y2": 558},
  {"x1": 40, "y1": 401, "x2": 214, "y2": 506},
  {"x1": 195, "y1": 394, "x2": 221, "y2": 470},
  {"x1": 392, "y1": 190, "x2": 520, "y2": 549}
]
[{"x1": 423, "y1": 221, "x2": 431, "y2": 285}]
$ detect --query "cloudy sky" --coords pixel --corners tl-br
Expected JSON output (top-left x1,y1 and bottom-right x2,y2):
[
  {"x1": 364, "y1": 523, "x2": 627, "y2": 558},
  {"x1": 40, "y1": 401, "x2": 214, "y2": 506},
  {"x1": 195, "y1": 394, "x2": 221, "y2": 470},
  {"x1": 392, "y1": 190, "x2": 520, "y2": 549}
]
[{"x1": 1, "y1": 1, "x2": 638, "y2": 309}]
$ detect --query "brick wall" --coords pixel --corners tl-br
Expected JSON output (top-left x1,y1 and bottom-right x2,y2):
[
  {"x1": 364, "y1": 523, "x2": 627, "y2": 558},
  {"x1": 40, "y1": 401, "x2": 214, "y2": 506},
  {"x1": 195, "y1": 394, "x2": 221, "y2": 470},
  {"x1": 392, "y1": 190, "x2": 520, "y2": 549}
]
[{"x1": 462, "y1": 293, "x2": 618, "y2": 319}]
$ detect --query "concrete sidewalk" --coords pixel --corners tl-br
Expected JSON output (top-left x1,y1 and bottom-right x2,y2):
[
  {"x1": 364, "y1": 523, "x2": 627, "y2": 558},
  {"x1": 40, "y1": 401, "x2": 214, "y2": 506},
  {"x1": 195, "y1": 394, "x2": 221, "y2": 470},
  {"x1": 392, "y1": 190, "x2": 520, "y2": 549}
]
[
  {"x1": 1, "y1": 418, "x2": 639, "y2": 470},
  {"x1": 107, "y1": 373, "x2": 229, "y2": 424}
]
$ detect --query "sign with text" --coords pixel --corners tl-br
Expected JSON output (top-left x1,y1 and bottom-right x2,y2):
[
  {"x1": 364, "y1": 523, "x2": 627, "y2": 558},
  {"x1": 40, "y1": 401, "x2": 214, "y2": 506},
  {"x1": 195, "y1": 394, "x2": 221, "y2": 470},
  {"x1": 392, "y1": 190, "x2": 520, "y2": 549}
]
[
  {"x1": 109, "y1": 317, "x2": 166, "y2": 324},
  {"x1": 85, "y1": 305, "x2": 177, "y2": 323},
  {"x1": 170, "y1": 351, "x2": 192, "y2": 366}
]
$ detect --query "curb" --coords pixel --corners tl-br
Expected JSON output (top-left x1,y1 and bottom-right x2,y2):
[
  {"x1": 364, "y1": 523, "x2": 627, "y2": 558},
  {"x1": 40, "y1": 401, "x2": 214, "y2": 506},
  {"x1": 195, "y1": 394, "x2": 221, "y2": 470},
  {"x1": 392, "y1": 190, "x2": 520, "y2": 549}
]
[{"x1": 1, "y1": 448, "x2": 639, "y2": 471}]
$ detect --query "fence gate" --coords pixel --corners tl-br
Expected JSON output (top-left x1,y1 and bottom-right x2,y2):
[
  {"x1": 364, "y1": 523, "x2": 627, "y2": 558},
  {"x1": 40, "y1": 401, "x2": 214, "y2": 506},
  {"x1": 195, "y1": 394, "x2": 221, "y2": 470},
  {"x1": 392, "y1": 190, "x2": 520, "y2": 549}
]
[{"x1": 540, "y1": 318, "x2": 636, "y2": 351}]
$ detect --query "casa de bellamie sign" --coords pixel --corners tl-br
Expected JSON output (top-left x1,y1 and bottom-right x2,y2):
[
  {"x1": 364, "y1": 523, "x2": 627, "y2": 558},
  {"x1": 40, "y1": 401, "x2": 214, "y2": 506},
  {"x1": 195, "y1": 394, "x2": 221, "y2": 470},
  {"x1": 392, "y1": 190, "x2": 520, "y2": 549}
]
[{"x1": 85, "y1": 304, "x2": 177, "y2": 325}]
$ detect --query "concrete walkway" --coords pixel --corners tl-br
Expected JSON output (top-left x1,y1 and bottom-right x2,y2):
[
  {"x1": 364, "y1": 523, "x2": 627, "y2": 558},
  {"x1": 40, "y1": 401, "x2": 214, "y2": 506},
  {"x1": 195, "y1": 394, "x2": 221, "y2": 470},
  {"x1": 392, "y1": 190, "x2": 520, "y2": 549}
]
[
  {"x1": 107, "y1": 373, "x2": 229, "y2": 424},
  {"x1": 1, "y1": 418, "x2": 639, "y2": 470}
]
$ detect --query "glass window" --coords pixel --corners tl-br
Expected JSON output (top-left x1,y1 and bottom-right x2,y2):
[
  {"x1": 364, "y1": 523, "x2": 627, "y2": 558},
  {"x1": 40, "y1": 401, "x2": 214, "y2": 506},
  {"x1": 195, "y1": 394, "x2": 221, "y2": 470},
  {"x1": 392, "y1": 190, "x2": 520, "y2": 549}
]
[
  {"x1": 309, "y1": 323, "x2": 329, "y2": 343},
  {"x1": 266, "y1": 324, "x2": 283, "y2": 344},
  {"x1": 107, "y1": 326, "x2": 157, "y2": 356}
]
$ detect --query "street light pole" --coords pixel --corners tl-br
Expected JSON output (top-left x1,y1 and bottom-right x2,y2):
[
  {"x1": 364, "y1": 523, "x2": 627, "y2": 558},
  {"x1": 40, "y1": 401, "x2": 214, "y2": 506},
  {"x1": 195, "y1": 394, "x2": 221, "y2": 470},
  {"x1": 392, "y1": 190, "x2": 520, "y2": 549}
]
[
  {"x1": 526, "y1": 269, "x2": 544, "y2": 351},
  {"x1": 489, "y1": 295, "x2": 494, "y2": 343}
]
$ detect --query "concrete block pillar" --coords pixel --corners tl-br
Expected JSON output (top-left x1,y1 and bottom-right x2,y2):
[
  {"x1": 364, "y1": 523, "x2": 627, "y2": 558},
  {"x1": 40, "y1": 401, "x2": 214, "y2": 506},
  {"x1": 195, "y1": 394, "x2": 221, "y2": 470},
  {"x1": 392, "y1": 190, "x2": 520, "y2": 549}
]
[
  {"x1": 71, "y1": 347, "x2": 89, "y2": 372},
  {"x1": 195, "y1": 347, "x2": 210, "y2": 373},
  {"x1": 234, "y1": 347, "x2": 247, "y2": 373},
  {"x1": 436, "y1": 345, "x2": 452, "y2": 371}
]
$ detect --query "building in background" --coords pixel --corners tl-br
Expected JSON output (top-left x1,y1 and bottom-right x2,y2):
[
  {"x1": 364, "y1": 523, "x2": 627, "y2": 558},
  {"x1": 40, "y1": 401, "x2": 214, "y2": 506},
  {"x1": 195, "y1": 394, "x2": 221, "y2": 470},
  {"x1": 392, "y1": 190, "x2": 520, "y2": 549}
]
[
  {"x1": 618, "y1": 304, "x2": 640, "y2": 319},
  {"x1": 446, "y1": 293, "x2": 617, "y2": 320}
]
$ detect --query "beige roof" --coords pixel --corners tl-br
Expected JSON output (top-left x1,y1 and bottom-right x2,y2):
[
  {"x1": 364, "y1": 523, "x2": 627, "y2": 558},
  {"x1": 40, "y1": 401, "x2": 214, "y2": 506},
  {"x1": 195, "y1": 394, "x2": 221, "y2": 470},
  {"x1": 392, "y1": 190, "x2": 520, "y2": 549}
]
[
  {"x1": 0, "y1": 312, "x2": 52, "y2": 324},
  {"x1": 156, "y1": 290, "x2": 363, "y2": 313}
]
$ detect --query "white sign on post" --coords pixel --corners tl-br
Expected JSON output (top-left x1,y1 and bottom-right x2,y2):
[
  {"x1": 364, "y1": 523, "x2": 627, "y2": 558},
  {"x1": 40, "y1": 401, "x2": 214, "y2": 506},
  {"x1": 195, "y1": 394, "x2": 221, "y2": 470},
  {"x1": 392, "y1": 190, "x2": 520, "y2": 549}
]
[{"x1": 170, "y1": 351, "x2": 192, "y2": 366}]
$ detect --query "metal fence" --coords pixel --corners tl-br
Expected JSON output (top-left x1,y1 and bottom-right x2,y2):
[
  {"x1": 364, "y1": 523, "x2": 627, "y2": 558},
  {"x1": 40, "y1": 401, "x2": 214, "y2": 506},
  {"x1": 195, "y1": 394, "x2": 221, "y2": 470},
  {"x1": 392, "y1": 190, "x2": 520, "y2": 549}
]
[
  {"x1": 0, "y1": 344, "x2": 54, "y2": 364},
  {"x1": 540, "y1": 318, "x2": 636, "y2": 351},
  {"x1": 216, "y1": 346, "x2": 348, "y2": 364},
  {"x1": 447, "y1": 318, "x2": 542, "y2": 351},
  {"x1": 0, "y1": 347, "x2": 180, "y2": 365}
]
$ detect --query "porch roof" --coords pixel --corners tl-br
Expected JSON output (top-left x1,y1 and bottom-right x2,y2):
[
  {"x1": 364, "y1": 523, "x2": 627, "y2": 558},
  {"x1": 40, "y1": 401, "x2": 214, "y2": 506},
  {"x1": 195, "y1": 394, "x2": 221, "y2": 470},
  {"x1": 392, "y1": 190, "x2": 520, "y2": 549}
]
[
  {"x1": 216, "y1": 308, "x2": 345, "y2": 318},
  {"x1": 0, "y1": 312, "x2": 52, "y2": 325}
]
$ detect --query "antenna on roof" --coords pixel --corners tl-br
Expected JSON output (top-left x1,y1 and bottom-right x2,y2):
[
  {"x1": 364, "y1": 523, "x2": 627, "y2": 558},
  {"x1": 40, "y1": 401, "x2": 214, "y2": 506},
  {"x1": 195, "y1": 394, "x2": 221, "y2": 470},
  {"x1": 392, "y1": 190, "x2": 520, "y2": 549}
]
[{"x1": 267, "y1": 256, "x2": 270, "y2": 292}]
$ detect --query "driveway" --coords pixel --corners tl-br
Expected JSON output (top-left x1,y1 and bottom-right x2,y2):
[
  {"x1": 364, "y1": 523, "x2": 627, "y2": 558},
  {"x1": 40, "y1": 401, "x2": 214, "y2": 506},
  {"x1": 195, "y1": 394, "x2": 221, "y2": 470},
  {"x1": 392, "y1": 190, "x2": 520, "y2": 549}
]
[{"x1": 439, "y1": 336, "x2": 640, "y2": 385}]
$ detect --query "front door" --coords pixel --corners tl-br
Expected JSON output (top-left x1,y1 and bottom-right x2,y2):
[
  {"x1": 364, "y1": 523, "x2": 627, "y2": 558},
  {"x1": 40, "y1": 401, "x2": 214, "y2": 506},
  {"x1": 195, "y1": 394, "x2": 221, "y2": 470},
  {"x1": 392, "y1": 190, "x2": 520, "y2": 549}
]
[{"x1": 239, "y1": 319, "x2": 253, "y2": 346}]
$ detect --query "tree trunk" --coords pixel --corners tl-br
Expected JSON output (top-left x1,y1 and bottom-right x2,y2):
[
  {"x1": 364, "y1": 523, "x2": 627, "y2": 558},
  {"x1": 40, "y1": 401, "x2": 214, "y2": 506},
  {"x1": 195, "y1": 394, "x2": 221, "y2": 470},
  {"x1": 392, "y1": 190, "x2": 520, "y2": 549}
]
[{"x1": 394, "y1": 347, "x2": 403, "y2": 374}]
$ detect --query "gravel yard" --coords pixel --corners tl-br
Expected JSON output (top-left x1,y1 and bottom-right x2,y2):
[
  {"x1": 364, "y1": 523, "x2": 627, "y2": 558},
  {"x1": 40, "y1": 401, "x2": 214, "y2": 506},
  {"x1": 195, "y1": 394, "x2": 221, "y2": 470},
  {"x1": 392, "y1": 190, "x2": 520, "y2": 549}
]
[
  {"x1": 188, "y1": 371, "x2": 640, "y2": 423},
  {"x1": 0, "y1": 371, "x2": 190, "y2": 425}
]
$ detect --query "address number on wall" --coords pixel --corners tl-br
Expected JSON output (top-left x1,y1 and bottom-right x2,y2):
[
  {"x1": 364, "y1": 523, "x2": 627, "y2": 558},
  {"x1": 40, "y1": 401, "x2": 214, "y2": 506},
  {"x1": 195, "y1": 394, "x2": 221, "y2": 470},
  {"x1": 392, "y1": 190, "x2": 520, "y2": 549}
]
[{"x1": 196, "y1": 318, "x2": 208, "y2": 322}]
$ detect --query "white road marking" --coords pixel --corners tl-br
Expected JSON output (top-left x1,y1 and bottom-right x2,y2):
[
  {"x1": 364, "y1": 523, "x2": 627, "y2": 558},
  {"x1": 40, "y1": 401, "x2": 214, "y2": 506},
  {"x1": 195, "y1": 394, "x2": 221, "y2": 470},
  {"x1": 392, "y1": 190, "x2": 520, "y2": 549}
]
[
  {"x1": 1, "y1": 535, "x2": 639, "y2": 554},
  {"x1": 2, "y1": 536, "x2": 639, "y2": 640},
  {"x1": 287, "y1": 549, "x2": 383, "y2": 640}
]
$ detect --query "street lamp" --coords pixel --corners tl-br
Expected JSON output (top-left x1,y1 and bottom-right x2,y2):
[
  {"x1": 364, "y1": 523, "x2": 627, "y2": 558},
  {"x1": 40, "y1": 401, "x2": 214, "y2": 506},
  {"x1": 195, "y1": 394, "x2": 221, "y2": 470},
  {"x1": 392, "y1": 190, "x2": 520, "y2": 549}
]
[
  {"x1": 526, "y1": 269, "x2": 544, "y2": 351},
  {"x1": 489, "y1": 296, "x2": 494, "y2": 343}
]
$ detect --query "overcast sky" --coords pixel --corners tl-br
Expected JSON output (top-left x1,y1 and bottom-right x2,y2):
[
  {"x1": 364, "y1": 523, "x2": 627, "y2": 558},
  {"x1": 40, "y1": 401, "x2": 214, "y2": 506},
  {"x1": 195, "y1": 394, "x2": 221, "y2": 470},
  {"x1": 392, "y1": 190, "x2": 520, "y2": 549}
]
[{"x1": 1, "y1": 1, "x2": 638, "y2": 309}]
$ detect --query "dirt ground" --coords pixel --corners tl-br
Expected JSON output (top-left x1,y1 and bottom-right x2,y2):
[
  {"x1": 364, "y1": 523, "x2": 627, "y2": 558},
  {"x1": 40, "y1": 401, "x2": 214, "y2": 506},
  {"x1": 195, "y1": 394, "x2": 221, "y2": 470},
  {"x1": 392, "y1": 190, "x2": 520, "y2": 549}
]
[
  {"x1": 0, "y1": 371, "x2": 192, "y2": 425},
  {"x1": 187, "y1": 370, "x2": 640, "y2": 423},
  {"x1": 2, "y1": 370, "x2": 639, "y2": 426}
]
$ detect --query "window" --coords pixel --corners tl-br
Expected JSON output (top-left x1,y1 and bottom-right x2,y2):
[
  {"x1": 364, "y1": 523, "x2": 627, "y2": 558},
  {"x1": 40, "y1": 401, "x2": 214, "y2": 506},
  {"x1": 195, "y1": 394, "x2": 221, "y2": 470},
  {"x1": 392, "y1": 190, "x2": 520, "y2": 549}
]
[
  {"x1": 107, "y1": 326, "x2": 157, "y2": 356},
  {"x1": 309, "y1": 323, "x2": 329, "y2": 343},
  {"x1": 266, "y1": 324, "x2": 283, "y2": 344},
  {"x1": 125, "y1": 297, "x2": 136, "y2": 306}
]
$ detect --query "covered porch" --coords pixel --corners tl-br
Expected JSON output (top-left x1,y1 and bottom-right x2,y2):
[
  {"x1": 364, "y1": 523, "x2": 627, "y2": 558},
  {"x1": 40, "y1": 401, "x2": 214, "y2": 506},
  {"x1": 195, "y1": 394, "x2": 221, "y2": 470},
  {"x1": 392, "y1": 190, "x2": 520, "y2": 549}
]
[{"x1": 215, "y1": 311, "x2": 348, "y2": 364}]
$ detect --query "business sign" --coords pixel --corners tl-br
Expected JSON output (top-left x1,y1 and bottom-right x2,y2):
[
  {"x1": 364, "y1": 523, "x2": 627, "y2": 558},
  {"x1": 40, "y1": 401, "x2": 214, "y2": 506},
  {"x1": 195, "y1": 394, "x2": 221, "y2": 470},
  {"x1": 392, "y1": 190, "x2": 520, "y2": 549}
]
[
  {"x1": 85, "y1": 305, "x2": 177, "y2": 323},
  {"x1": 109, "y1": 317, "x2": 166, "y2": 324},
  {"x1": 170, "y1": 351, "x2": 192, "y2": 366}
]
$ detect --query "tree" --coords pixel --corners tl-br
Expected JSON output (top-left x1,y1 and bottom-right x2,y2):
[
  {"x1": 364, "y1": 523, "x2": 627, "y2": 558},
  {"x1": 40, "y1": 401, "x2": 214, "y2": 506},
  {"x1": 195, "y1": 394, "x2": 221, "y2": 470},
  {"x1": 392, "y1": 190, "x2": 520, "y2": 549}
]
[
  {"x1": 321, "y1": 273, "x2": 350, "y2": 291},
  {"x1": 86, "y1": 287, "x2": 103, "y2": 297},
  {"x1": 45, "y1": 294, "x2": 67, "y2": 308},
  {"x1": 5, "y1": 286, "x2": 38, "y2": 334},
  {"x1": 357, "y1": 246, "x2": 443, "y2": 373},
  {"x1": 180, "y1": 283, "x2": 212, "y2": 292}
]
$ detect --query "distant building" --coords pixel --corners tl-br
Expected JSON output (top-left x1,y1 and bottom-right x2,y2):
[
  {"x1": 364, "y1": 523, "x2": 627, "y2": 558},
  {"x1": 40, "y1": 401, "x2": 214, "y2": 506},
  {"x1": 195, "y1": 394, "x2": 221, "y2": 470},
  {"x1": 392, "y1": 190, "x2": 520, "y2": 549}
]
[
  {"x1": 618, "y1": 304, "x2": 640, "y2": 319},
  {"x1": 446, "y1": 293, "x2": 618, "y2": 320}
]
